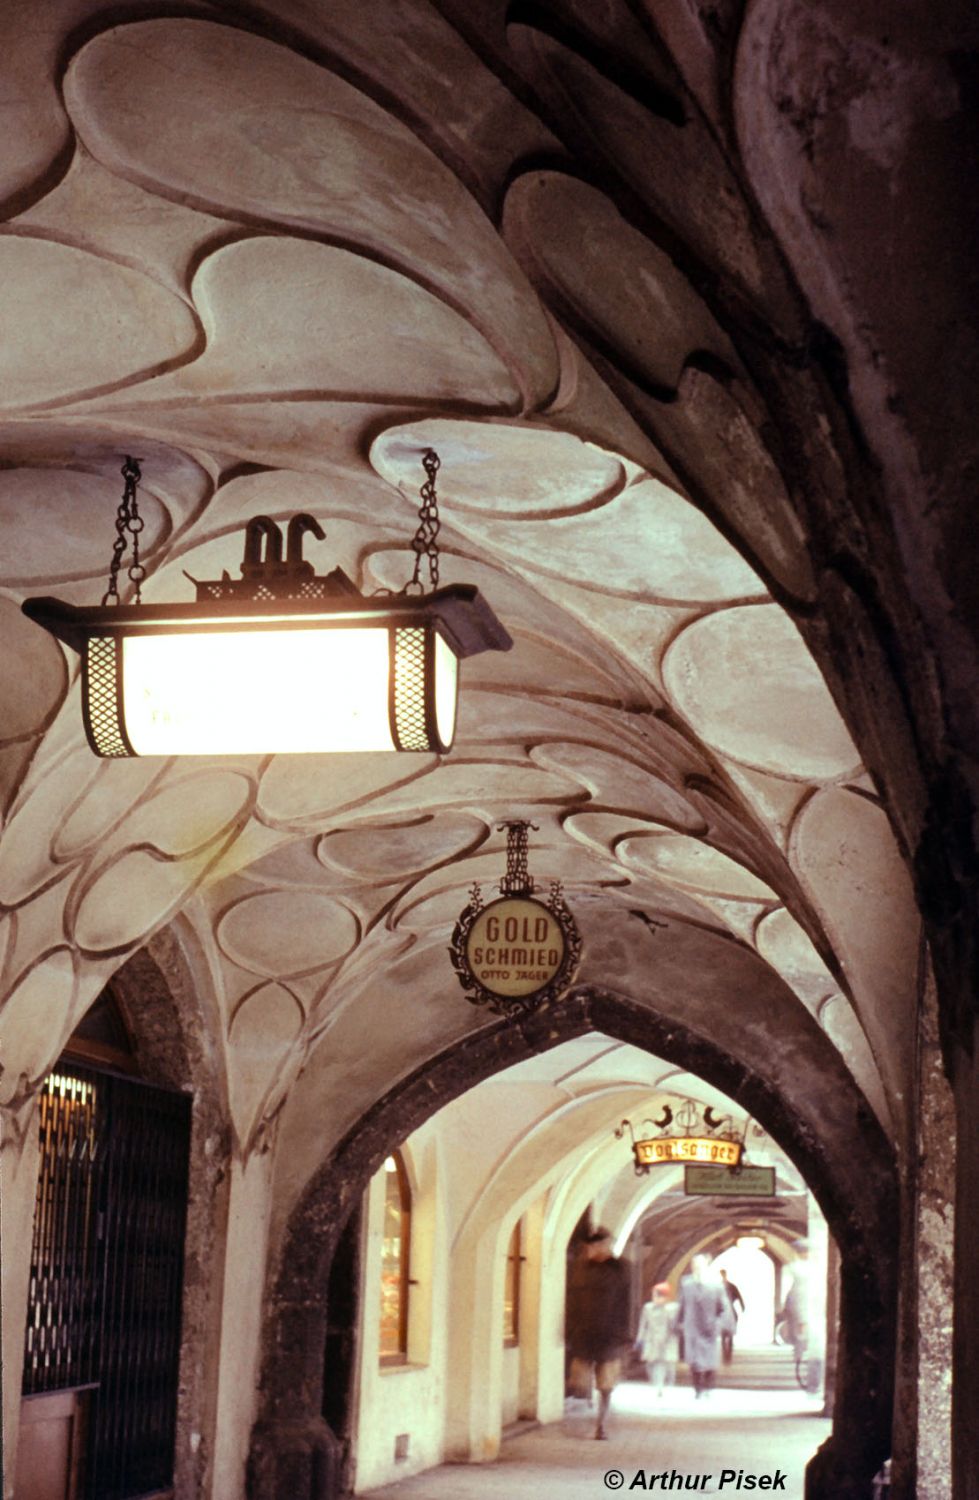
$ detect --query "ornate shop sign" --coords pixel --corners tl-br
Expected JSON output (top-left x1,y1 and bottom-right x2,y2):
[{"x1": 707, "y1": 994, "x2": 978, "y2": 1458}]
[
  {"x1": 637, "y1": 1135, "x2": 742, "y2": 1168},
  {"x1": 450, "y1": 821, "x2": 581, "y2": 1016},
  {"x1": 616, "y1": 1101, "x2": 746, "y2": 1176}
]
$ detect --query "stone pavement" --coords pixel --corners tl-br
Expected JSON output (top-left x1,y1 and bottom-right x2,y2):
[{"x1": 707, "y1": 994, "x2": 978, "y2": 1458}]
[{"x1": 363, "y1": 1382, "x2": 831, "y2": 1499}]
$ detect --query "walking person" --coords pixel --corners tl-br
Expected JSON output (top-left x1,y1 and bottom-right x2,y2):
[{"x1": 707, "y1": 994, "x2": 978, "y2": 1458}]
[
  {"x1": 676, "y1": 1254, "x2": 728, "y2": 1398},
  {"x1": 565, "y1": 1226, "x2": 632, "y2": 1440},
  {"x1": 779, "y1": 1240, "x2": 809, "y2": 1361},
  {"x1": 635, "y1": 1282, "x2": 679, "y2": 1396},
  {"x1": 778, "y1": 1239, "x2": 821, "y2": 1391},
  {"x1": 719, "y1": 1268, "x2": 745, "y2": 1364}
]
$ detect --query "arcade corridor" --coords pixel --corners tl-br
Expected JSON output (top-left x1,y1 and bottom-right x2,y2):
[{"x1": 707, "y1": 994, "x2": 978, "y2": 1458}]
[
  {"x1": 0, "y1": 2, "x2": 975, "y2": 1499},
  {"x1": 366, "y1": 1382, "x2": 830, "y2": 1500}
]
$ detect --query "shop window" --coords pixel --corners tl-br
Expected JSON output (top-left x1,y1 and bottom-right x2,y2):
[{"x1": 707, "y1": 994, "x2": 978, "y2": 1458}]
[
  {"x1": 503, "y1": 1219, "x2": 522, "y2": 1346},
  {"x1": 380, "y1": 1152, "x2": 411, "y2": 1362}
]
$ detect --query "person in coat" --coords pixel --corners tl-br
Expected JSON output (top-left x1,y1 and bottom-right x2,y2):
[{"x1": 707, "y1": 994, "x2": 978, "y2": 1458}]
[
  {"x1": 676, "y1": 1254, "x2": 728, "y2": 1397},
  {"x1": 634, "y1": 1282, "x2": 679, "y2": 1395},
  {"x1": 565, "y1": 1226, "x2": 632, "y2": 1439},
  {"x1": 719, "y1": 1268, "x2": 745, "y2": 1363},
  {"x1": 778, "y1": 1239, "x2": 810, "y2": 1361}
]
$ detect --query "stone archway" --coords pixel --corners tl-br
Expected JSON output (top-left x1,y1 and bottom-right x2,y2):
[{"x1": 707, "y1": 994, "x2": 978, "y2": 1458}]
[{"x1": 249, "y1": 984, "x2": 897, "y2": 1500}]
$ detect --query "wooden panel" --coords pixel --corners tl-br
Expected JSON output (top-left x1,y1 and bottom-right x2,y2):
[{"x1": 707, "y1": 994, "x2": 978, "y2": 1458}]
[{"x1": 16, "y1": 1388, "x2": 90, "y2": 1500}]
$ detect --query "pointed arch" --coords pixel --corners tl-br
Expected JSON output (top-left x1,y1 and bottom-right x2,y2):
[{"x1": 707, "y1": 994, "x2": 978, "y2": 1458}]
[{"x1": 249, "y1": 985, "x2": 897, "y2": 1500}]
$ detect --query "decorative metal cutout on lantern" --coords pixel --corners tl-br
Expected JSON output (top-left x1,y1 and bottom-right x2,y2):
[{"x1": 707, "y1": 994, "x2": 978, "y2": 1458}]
[
  {"x1": 616, "y1": 1101, "x2": 746, "y2": 1176},
  {"x1": 449, "y1": 821, "x2": 581, "y2": 1017},
  {"x1": 22, "y1": 451, "x2": 511, "y2": 757}
]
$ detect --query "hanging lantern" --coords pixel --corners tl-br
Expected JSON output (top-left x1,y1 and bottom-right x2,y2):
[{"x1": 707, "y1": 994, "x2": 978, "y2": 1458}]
[{"x1": 22, "y1": 452, "x2": 511, "y2": 757}]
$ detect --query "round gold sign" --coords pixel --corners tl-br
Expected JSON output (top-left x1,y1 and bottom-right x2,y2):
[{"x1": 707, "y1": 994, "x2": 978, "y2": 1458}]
[{"x1": 463, "y1": 896, "x2": 566, "y2": 999}]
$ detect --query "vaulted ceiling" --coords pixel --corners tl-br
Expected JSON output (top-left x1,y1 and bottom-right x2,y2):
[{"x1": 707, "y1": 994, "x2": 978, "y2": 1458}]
[{"x1": 1, "y1": 0, "x2": 973, "y2": 1243}]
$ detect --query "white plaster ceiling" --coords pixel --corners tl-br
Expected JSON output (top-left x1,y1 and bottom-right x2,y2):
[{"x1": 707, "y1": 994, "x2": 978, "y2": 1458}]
[
  {"x1": 0, "y1": 2, "x2": 920, "y2": 1183},
  {"x1": 405, "y1": 1035, "x2": 804, "y2": 1258}
]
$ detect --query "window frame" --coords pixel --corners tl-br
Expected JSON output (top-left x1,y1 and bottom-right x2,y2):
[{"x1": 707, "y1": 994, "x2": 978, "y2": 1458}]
[
  {"x1": 379, "y1": 1150, "x2": 412, "y2": 1365},
  {"x1": 503, "y1": 1218, "x2": 522, "y2": 1348}
]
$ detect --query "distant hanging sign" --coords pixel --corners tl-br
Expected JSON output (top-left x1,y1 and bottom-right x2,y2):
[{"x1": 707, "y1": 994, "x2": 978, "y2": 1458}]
[
  {"x1": 450, "y1": 822, "x2": 581, "y2": 1016},
  {"x1": 616, "y1": 1101, "x2": 747, "y2": 1176},
  {"x1": 684, "y1": 1164, "x2": 776, "y2": 1197},
  {"x1": 637, "y1": 1136, "x2": 743, "y2": 1168}
]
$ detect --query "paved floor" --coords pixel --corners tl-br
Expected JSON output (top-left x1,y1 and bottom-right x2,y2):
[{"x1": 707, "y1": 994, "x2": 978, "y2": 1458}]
[{"x1": 363, "y1": 1381, "x2": 830, "y2": 1499}]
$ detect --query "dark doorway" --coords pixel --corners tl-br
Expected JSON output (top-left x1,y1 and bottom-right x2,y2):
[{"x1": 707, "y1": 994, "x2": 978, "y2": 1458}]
[{"x1": 22, "y1": 1059, "x2": 191, "y2": 1499}]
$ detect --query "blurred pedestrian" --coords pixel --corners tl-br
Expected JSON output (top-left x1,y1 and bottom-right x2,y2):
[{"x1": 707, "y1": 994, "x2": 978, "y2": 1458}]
[
  {"x1": 676, "y1": 1254, "x2": 728, "y2": 1397},
  {"x1": 635, "y1": 1281, "x2": 679, "y2": 1396},
  {"x1": 719, "y1": 1268, "x2": 745, "y2": 1363},
  {"x1": 779, "y1": 1240, "x2": 810, "y2": 1363},
  {"x1": 565, "y1": 1226, "x2": 631, "y2": 1439}
]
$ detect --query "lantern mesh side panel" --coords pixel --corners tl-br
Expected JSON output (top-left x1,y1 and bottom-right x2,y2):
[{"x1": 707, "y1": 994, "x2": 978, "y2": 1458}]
[
  {"x1": 85, "y1": 639, "x2": 130, "y2": 757},
  {"x1": 392, "y1": 629, "x2": 430, "y2": 750}
]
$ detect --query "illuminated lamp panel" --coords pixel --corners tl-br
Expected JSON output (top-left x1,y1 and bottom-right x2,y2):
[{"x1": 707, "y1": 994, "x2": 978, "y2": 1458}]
[{"x1": 81, "y1": 624, "x2": 459, "y2": 756}]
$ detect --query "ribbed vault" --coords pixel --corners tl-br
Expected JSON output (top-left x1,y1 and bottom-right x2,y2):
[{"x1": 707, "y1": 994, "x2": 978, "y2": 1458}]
[{"x1": 0, "y1": 2, "x2": 974, "y2": 1496}]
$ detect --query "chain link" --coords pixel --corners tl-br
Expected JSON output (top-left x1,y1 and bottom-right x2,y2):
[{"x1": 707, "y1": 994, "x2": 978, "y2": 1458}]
[
  {"x1": 406, "y1": 448, "x2": 441, "y2": 593},
  {"x1": 102, "y1": 457, "x2": 145, "y2": 606},
  {"x1": 498, "y1": 820, "x2": 539, "y2": 895}
]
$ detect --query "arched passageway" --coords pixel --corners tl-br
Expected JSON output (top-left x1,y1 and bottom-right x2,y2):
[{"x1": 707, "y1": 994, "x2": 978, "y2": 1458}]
[
  {"x1": 251, "y1": 986, "x2": 896, "y2": 1500},
  {"x1": 0, "y1": 3, "x2": 971, "y2": 1497}
]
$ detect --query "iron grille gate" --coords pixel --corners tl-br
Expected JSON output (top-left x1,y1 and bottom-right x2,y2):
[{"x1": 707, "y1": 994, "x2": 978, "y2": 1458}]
[{"x1": 23, "y1": 1064, "x2": 191, "y2": 1499}]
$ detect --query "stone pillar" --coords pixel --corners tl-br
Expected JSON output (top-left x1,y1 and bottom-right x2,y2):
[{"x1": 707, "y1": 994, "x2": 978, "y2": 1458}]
[
  {"x1": 822, "y1": 1236, "x2": 840, "y2": 1417},
  {"x1": 247, "y1": 1414, "x2": 339, "y2": 1500},
  {"x1": 536, "y1": 1215, "x2": 569, "y2": 1425},
  {"x1": 1, "y1": 1102, "x2": 39, "y2": 1500},
  {"x1": 951, "y1": 1008, "x2": 977, "y2": 1500},
  {"x1": 442, "y1": 1229, "x2": 505, "y2": 1462},
  {"x1": 211, "y1": 1150, "x2": 275, "y2": 1500},
  {"x1": 890, "y1": 956, "x2": 955, "y2": 1500},
  {"x1": 915, "y1": 974, "x2": 954, "y2": 1498}
]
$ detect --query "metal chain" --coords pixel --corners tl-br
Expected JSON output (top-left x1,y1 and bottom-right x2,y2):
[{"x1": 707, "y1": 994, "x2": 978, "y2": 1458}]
[
  {"x1": 407, "y1": 448, "x2": 441, "y2": 593},
  {"x1": 498, "y1": 820, "x2": 539, "y2": 895},
  {"x1": 102, "y1": 457, "x2": 146, "y2": 606}
]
